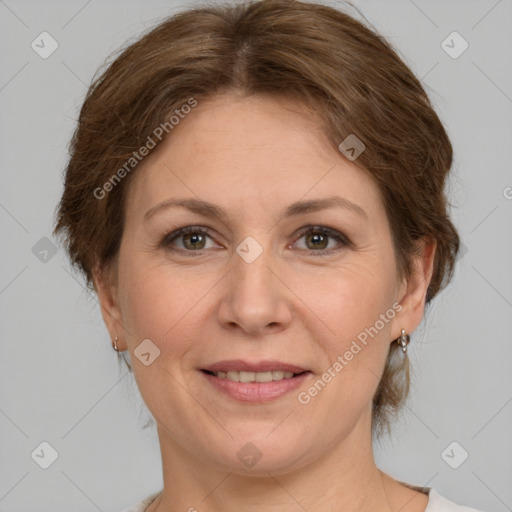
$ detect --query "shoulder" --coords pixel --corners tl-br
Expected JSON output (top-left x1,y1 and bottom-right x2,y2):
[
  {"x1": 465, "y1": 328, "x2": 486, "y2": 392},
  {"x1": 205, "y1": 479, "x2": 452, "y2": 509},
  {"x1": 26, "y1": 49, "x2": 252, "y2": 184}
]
[
  {"x1": 427, "y1": 489, "x2": 486, "y2": 512},
  {"x1": 119, "y1": 491, "x2": 161, "y2": 512}
]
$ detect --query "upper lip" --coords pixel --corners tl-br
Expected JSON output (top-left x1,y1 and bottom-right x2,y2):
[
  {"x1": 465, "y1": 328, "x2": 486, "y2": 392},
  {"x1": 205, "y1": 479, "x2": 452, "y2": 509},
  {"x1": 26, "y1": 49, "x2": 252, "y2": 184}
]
[{"x1": 202, "y1": 359, "x2": 309, "y2": 373}]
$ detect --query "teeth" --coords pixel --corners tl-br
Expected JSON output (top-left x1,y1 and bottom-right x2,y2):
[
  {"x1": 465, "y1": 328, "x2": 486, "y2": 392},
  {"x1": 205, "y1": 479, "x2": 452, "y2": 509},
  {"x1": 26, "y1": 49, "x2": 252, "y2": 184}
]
[{"x1": 215, "y1": 370, "x2": 296, "y2": 382}]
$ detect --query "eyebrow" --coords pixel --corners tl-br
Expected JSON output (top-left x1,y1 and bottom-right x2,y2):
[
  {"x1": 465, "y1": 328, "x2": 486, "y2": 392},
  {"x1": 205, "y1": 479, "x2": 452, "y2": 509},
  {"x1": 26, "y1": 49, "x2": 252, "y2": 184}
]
[{"x1": 143, "y1": 195, "x2": 368, "y2": 223}]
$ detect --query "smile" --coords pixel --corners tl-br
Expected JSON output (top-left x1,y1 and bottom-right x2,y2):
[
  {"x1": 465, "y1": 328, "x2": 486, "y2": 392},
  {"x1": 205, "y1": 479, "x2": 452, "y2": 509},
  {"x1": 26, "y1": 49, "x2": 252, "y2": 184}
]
[
  {"x1": 205, "y1": 370, "x2": 302, "y2": 382},
  {"x1": 200, "y1": 361, "x2": 312, "y2": 402}
]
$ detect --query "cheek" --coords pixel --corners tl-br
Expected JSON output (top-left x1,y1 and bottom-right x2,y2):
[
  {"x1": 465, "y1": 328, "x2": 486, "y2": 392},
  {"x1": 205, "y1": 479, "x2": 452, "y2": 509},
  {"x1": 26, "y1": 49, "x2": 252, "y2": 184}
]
[
  {"x1": 303, "y1": 260, "x2": 396, "y2": 343},
  {"x1": 294, "y1": 271, "x2": 396, "y2": 428},
  {"x1": 117, "y1": 253, "x2": 229, "y2": 369},
  {"x1": 117, "y1": 253, "x2": 193, "y2": 352},
  {"x1": 298, "y1": 259, "x2": 397, "y2": 396},
  {"x1": 117, "y1": 260, "x2": 203, "y2": 417}
]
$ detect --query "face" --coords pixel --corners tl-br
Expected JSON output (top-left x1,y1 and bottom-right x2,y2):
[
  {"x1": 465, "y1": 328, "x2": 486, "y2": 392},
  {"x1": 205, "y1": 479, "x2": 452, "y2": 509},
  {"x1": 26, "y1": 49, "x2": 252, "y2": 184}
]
[{"x1": 97, "y1": 93, "x2": 432, "y2": 475}]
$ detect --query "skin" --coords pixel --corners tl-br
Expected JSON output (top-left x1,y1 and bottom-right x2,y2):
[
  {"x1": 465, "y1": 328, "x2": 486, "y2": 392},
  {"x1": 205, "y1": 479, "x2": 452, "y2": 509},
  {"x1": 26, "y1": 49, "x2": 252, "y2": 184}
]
[{"x1": 94, "y1": 93, "x2": 436, "y2": 512}]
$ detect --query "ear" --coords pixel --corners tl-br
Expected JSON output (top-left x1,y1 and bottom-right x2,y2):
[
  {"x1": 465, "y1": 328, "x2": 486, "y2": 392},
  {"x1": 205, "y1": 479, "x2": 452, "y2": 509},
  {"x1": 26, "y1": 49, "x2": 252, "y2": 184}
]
[
  {"x1": 92, "y1": 262, "x2": 127, "y2": 351},
  {"x1": 391, "y1": 238, "x2": 437, "y2": 341}
]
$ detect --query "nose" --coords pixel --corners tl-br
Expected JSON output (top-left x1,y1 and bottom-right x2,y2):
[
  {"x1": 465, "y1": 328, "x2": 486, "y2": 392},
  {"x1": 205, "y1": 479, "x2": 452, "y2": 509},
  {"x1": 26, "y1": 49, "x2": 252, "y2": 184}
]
[{"x1": 217, "y1": 242, "x2": 293, "y2": 336}]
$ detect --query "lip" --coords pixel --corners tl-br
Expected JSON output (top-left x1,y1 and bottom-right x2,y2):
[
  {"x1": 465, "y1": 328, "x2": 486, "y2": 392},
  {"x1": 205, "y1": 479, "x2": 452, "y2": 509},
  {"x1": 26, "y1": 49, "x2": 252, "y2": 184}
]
[
  {"x1": 201, "y1": 370, "x2": 311, "y2": 403},
  {"x1": 200, "y1": 360, "x2": 312, "y2": 403},
  {"x1": 201, "y1": 359, "x2": 308, "y2": 373}
]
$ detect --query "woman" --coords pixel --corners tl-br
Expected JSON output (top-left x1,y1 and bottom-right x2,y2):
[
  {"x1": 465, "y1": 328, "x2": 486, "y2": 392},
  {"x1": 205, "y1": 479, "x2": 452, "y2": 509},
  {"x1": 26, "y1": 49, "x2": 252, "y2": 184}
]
[{"x1": 53, "y1": 1, "x2": 484, "y2": 510}]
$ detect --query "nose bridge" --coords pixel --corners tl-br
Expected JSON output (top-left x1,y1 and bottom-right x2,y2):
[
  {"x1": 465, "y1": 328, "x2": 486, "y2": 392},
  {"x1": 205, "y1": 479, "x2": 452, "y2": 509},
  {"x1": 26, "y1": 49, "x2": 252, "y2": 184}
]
[
  {"x1": 232, "y1": 234, "x2": 276, "y2": 300},
  {"x1": 217, "y1": 233, "x2": 291, "y2": 334}
]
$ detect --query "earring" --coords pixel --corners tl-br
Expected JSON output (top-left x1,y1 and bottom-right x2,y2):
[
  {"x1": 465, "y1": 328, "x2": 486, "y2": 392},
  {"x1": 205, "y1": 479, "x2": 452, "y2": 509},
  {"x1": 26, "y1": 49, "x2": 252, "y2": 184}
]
[
  {"x1": 396, "y1": 329, "x2": 410, "y2": 353},
  {"x1": 111, "y1": 336, "x2": 132, "y2": 371}
]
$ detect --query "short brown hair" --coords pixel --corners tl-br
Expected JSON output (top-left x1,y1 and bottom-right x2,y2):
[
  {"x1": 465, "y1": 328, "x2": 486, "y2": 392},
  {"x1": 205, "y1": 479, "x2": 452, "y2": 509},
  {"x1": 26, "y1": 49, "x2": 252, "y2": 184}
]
[{"x1": 53, "y1": 0, "x2": 460, "y2": 438}]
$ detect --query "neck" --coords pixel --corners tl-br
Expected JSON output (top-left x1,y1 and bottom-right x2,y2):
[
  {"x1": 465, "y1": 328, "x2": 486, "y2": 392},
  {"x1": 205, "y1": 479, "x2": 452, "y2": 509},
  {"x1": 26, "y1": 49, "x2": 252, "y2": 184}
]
[{"x1": 148, "y1": 414, "x2": 401, "y2": 512}]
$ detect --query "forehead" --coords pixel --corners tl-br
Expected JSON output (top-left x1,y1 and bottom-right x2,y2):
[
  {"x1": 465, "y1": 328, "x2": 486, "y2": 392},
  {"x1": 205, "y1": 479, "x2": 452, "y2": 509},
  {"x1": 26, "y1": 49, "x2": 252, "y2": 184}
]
[{"x1": 124, "y1": 94, "x2": 383, "y2": 224}]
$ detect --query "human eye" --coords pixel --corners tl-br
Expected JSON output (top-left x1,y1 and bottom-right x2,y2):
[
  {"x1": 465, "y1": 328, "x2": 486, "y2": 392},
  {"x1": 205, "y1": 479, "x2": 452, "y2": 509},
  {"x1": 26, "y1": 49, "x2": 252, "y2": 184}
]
[
  {"x1": 159, "y1": 225, "x2": 351, "y2": 257},
  {"x1": 160, "y1": 226, "x2": 221, "y2": 255},
  {"x1": 292, "y1": 226, "x2": 352, "y2": 256}
]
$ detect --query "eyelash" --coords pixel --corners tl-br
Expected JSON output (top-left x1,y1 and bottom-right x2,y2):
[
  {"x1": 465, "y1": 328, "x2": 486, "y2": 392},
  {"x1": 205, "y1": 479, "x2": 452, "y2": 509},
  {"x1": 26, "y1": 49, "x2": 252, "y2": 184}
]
[{"x1": 160, "y1": 225, "x2": 352, "y2": 256}]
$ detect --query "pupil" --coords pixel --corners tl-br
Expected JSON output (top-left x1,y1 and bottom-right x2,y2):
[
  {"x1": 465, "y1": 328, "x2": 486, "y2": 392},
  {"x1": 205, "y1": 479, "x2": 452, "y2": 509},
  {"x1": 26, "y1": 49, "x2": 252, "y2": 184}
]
[
  {"x1": 308, "y1": 233, "x2": 327, "y2": 249},
  {"x1": 185, "y1": 233, "x2": 204, "y2": 249}
]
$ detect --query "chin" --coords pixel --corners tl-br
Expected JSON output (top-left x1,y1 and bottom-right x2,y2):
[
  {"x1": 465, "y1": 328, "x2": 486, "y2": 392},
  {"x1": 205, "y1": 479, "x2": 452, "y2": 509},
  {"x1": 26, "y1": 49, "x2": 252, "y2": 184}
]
[{"x1": 199, "y1": 433, "x2": 315, "y2": 476}]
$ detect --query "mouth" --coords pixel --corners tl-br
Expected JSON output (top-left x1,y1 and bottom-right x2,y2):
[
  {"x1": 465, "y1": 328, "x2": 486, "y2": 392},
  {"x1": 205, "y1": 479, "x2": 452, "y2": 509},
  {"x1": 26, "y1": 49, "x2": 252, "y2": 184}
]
[
  {"x1": 201, "y1": 369, "x2": 308, "y2": 382},
  {"x1": 199, "y1": 360, "x2": 312, "y2": 402}
]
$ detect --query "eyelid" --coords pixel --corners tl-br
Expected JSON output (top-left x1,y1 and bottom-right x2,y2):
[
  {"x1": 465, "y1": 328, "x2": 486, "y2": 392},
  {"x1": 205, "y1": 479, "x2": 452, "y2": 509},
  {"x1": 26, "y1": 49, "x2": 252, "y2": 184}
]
[
  {"x1": 160, "y1": 224, "x2": 352, "y2": 254},
  {"x1": 160, "y1": 225, "x2": 221, "y2": 249},
  {"x1": 294, "y1": 225, "x2": 348, "y2": 241},
  {"x1": 291, "y1": 225, "x2": 352, "y2": 253}
]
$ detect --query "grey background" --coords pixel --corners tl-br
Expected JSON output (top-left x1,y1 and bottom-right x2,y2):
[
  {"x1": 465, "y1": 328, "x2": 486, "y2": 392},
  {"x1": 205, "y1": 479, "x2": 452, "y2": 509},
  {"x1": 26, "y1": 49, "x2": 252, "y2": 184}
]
[{"x1": 1, "y1": 0, "x2": 511, "y2": 511}]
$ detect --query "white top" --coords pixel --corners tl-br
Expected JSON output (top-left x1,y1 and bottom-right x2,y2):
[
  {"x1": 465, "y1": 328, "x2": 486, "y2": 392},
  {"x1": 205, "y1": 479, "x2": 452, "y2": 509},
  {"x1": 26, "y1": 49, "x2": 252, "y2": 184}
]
[{"x1": 121, "y1": 486, "x2": 485, "y2": 512}]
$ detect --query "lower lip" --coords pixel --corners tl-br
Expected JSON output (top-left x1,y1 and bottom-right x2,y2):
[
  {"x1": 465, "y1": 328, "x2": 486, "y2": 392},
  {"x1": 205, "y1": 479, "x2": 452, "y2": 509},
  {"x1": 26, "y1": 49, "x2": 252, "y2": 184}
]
[{"x1": 201, "y1": 371, "x2": 311, "y2": 403}]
